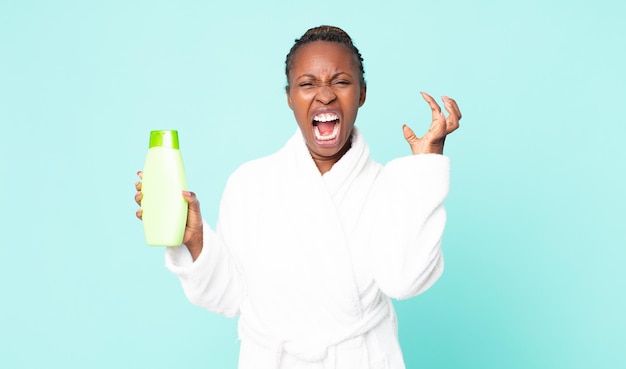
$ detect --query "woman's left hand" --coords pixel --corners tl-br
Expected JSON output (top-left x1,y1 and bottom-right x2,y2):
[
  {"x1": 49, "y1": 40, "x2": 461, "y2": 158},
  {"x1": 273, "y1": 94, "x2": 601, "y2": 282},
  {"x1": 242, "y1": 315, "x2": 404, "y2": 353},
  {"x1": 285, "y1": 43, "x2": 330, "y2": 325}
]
[{"x1": 402, "y1": 92, "x2": 461, "y2": 155}]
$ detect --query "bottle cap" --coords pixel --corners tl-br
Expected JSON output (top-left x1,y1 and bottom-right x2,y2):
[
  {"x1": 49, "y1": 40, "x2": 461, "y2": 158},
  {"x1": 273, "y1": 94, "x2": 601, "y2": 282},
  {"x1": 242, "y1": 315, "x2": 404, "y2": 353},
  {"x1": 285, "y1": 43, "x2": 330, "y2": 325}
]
[{"x1": 149, "y1": 130, "x2": 179, "y2": 149}]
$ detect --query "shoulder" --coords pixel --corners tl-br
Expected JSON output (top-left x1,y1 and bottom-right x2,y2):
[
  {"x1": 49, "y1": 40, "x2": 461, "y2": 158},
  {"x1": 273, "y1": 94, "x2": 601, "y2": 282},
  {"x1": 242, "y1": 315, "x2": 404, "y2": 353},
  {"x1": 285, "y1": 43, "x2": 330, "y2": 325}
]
[
  {"x1": 223, "y1": 148, "x2": 289, "y2": 198},
  {"x1": 377, "y1": 154, "x2": 450, "y2": 196},
  {"x1": 383, "y1": 154, "x2": 450, "y2": 176},
  {"x1": 229, "y1": 151, "x2": 284, "y2": 182}
]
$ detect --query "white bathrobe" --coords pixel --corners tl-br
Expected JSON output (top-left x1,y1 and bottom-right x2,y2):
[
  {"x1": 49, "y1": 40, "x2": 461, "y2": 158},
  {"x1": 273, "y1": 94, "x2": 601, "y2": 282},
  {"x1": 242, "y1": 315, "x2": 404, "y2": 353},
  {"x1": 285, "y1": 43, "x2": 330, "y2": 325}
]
[{"x1": 165, "y1": 128, "x2": 449, "y2": 369}]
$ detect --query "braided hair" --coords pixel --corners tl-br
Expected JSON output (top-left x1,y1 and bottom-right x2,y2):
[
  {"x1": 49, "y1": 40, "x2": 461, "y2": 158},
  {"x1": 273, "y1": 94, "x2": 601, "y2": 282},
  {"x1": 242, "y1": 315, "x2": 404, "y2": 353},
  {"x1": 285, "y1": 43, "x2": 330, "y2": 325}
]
[{"x1": 285, "y1": 25, "x2": 366, "y2": 88}]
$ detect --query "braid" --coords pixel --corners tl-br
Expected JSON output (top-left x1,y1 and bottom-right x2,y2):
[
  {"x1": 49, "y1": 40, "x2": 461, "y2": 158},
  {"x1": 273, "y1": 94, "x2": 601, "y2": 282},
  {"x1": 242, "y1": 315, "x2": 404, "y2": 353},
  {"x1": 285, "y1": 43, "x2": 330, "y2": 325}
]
[{"x1": 285, "y1": 25, "x2": 365, "y2": 87}]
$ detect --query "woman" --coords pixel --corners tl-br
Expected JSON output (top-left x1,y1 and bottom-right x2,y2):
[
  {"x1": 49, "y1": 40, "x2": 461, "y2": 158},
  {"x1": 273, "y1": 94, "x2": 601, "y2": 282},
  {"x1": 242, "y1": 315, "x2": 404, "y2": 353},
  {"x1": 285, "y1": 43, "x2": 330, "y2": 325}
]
[{"x1": 135, "y1": 25, "x2": 461, "y2": 369}]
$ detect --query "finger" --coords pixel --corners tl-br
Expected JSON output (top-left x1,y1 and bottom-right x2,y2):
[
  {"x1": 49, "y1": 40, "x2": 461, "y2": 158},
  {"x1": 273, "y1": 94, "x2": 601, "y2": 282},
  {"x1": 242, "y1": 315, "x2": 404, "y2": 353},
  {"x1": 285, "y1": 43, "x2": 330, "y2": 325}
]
[
  {"x1": 402, "y1": 124, "x2": 421, "y2": 155},
  {"x1": 425, "y1": 110, "x2": 448, "y2": 141},
  {"x1": 445, "y1": 115, "x2": 459, "y2": 135},
  {"x1": 137, "y1": 171, "x2": 143, "y2": 179},
  {"x1": 182, "y1": 190, "x2": 198, "y2": 205},
  {"x1": 402, "y1": 124, "x2": 420, "y2": 143},
  {"x1": 135, "y1": 191, "x2": 142, "y2": 206},
  {"x1": 182, "y1": 191, "x2": 202, "y2": 216},
  {"x1": 135, "y1": 208, "x2": 143, "y2": 220},
  {"x1": 442, "y1": 96, "x2": 462, "y2": 120},
  {"x1": 182, "y1": 191, "x2": 203, "y2": 233},
  {"x1": 421, "y1": 92, "x2": 448, "y2": 138},
  {"x1": 181, "y1": 191, "x2": 203, "y2": 249},
  {"x1": 135, "y1": 181, "x2": 142, "y2": 191},
  {"x1": 442, "y1": 96, "x2": 460, "y2": 134},
  {"x1": 420, "y1": 91, "x2": 442, "y2": 122}
]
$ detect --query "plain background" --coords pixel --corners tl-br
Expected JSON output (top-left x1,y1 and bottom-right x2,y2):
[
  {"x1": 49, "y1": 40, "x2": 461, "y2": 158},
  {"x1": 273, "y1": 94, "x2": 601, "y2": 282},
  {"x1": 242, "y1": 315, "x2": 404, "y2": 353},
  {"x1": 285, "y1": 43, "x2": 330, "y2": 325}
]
[{"x1": 1, "y1": 0, "x2": 624, "y2": 368}]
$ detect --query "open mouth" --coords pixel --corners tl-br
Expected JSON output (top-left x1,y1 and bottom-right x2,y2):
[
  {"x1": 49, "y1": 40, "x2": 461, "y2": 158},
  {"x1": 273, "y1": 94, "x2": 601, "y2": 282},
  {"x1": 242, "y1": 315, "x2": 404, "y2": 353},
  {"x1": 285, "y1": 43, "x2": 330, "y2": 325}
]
[{"x1": 312, "y1": 113, "x2": 340, "y2": 143}]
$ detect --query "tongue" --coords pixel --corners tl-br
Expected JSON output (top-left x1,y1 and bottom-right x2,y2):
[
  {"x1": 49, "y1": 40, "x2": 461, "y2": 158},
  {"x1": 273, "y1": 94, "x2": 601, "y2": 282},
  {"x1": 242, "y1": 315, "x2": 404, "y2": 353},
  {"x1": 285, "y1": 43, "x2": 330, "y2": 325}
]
[{"x1": 317, "y1": 121, "x2": 336, "y2": 136}]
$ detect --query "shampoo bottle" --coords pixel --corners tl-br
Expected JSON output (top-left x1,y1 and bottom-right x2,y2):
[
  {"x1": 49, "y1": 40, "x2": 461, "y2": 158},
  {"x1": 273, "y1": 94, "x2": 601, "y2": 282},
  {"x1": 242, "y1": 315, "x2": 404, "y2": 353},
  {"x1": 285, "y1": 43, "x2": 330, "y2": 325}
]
[{"x1": 141, "y1": 130, "x2": 188, "y2": 246}]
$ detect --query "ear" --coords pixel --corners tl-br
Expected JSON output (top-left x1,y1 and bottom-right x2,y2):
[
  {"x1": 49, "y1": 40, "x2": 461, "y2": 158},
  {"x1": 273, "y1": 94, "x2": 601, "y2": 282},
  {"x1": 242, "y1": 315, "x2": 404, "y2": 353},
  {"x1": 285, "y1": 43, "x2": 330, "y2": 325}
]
[
  {"x1": 285, "y1": 85, "x2": 294, "y2": 110},
  {"x1": 358, "y1": 83, "x2": 367, "y2": 107}
]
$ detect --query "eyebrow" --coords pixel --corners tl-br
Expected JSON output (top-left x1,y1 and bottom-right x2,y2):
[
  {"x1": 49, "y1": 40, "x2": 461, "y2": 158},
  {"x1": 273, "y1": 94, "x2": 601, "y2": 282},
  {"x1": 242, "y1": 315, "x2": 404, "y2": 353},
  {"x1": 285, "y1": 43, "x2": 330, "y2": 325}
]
[{"x1": 296, "y1": 72, "x2": 352, "y2": 80}]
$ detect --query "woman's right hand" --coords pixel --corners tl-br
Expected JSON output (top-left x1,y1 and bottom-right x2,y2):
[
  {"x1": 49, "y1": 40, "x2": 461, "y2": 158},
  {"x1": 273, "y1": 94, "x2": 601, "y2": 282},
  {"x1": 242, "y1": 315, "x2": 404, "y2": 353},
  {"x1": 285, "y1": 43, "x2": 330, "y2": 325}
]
[{"x1": 135, "y1": 171, "x2": 204, "y2": 260}]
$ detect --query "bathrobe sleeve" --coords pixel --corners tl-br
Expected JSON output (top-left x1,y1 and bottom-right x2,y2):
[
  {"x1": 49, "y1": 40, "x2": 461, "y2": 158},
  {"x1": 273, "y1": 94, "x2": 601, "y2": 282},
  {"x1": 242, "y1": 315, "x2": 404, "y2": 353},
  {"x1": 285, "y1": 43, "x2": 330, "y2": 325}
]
[
  {"x1": 164, "y1": 177, "x2": 246, "y2": 318},
  {"x1": 370, "y1": 154, "x2": 450, "y2": 300}
]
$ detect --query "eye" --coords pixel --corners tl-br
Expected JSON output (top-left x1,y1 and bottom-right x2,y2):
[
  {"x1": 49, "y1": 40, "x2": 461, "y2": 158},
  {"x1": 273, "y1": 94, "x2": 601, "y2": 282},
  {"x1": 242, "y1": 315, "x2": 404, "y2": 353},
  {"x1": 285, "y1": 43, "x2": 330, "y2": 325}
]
[
  {"x1": 333, "y1": 80, "x2": 351, "y2": 86},
  {"x1": 298, "y1": 81, "x2": 315, "y2": 88}
]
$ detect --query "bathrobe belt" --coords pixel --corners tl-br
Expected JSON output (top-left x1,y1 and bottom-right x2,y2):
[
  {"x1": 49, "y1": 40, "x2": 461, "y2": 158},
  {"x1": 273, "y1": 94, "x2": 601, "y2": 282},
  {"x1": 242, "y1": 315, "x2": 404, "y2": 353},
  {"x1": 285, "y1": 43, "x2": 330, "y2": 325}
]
[{"x1": 239, "y1": 298, "x2": 392, "y2": 369}]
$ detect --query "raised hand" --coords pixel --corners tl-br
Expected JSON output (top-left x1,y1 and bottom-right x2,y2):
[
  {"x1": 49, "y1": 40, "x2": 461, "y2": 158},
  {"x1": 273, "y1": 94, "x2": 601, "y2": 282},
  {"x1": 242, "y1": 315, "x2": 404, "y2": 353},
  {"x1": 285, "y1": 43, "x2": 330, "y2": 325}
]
[
  {"x1": 402, "y1": 92, "x2": 461, "y2": 155},
  {"x1": 135, "y1": 171, "x2": 204, "y2": 260}
]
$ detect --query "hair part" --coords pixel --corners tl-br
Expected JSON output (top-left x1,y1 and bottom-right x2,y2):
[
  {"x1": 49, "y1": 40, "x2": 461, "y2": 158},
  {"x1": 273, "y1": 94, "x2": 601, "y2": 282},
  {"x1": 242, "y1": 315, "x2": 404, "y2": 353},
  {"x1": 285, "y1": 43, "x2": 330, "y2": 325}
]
[{"x1": 285, "y1": 25, "x2": 366, "y2": 88}]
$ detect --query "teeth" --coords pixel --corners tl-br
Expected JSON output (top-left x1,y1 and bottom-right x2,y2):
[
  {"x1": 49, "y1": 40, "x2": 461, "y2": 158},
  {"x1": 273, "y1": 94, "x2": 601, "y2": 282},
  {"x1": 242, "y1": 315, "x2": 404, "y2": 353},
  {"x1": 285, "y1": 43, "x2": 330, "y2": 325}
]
[
  {"x1": 313, "y1": 113, "x2": 339, "y2": 122},
  {"x1": 314, "y1": 124, "x2": 340, "y2": 141}
]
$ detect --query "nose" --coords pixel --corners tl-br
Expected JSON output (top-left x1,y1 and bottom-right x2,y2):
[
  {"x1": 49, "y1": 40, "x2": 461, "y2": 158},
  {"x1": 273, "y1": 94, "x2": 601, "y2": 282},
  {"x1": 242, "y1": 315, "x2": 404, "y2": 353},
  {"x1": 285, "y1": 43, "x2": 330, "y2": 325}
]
[{"x1": 315, "y1": 85, "x2": 336, "y2": 105}]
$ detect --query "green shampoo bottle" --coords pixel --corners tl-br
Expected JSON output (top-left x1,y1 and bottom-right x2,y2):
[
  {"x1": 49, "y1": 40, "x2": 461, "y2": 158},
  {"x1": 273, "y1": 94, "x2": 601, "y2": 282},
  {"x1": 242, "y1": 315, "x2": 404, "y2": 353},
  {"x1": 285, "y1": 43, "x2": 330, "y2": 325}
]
[{"x1": 141, "y1": 130, "x2": 188, "y2": 246}]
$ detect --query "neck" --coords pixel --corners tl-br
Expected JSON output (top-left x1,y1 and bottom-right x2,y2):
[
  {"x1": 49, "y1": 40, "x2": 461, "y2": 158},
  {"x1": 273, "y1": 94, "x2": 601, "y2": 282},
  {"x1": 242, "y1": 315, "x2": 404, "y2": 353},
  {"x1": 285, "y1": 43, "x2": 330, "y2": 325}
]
[
  {"x1": 313, "y1": 158, "x2": 337, "y2": 175},
  {"x1": 310, "y1": 136, "x2": 352, "y2": 175}
]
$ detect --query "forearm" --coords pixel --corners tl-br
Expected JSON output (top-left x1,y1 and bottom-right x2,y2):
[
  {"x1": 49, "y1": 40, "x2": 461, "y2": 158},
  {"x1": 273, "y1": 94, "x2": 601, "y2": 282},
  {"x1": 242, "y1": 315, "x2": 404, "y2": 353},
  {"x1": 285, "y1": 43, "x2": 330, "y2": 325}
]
[
  {"x1": 370, "y1": 154, "x2": 450, "y2": 299},
  {"x1": 166, "y1": 220, "x2": 245, "y2": 317}
]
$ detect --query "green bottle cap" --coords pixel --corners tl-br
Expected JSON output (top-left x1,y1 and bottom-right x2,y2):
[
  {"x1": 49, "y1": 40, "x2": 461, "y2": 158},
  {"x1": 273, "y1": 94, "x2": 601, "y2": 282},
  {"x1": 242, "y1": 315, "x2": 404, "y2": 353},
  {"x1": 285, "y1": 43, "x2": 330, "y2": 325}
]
[{"x1": 149, "y1": 130, "x2": 179, "y2": 149}]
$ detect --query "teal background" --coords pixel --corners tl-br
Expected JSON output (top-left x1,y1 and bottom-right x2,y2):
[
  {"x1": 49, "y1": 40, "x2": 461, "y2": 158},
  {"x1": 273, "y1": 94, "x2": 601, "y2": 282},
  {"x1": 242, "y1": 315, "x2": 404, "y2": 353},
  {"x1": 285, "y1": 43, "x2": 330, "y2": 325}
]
[{"x1": 1, "y1": 0, "x2": 624, "y2": 368}]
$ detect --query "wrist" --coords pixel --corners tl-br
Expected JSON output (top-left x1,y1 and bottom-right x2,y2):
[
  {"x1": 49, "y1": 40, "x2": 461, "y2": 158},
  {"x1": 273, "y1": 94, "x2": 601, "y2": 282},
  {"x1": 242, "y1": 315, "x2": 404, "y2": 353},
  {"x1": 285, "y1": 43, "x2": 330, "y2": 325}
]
[
  {"x1": 183, "y1": 225, "x2": 204, "y2": 260},
  {"x1": 185, "y1": 233, "x2": 203, "y2": 249},
  {"x1": 413, "y1": 144, "x2": 444, "y2": 155}
]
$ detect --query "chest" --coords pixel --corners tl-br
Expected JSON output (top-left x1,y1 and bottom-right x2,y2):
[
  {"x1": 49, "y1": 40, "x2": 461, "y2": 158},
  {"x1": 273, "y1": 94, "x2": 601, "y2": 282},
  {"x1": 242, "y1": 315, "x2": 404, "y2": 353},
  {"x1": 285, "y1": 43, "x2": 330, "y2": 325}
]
[{"x1": 235, "y1": 169, "x2": 379, "y2": 297}]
